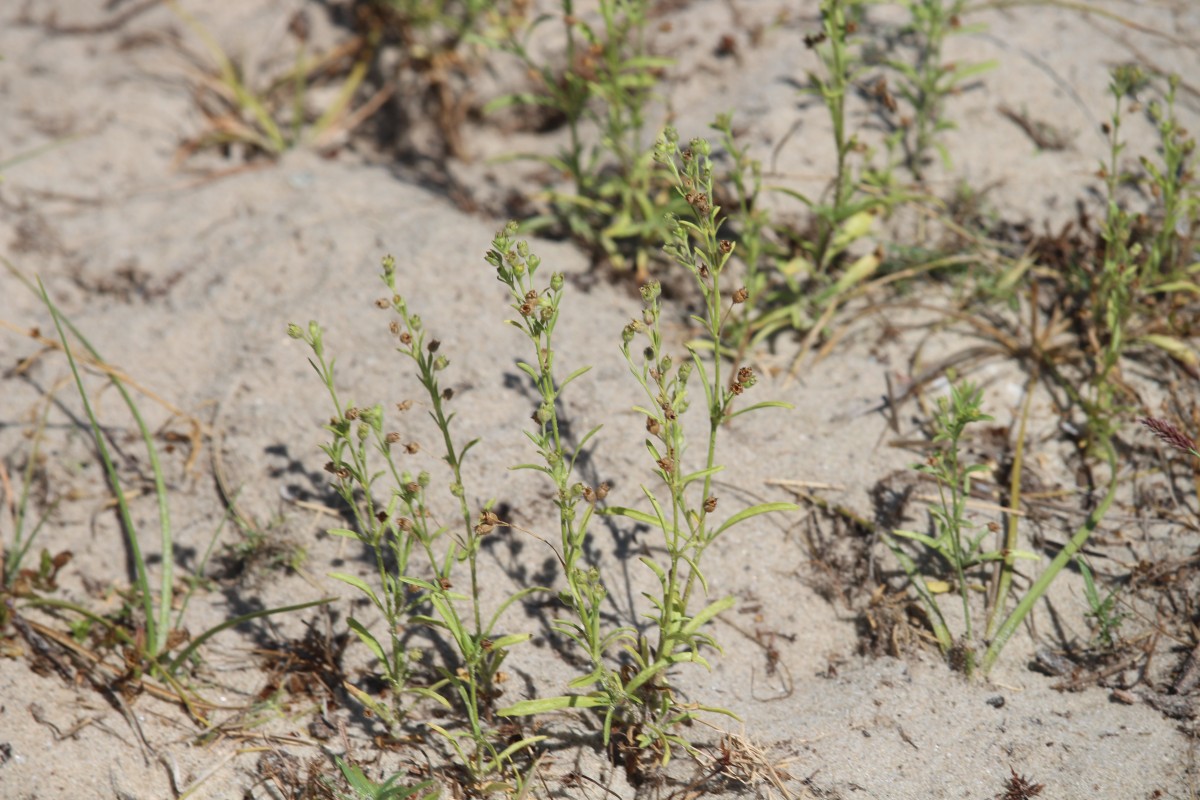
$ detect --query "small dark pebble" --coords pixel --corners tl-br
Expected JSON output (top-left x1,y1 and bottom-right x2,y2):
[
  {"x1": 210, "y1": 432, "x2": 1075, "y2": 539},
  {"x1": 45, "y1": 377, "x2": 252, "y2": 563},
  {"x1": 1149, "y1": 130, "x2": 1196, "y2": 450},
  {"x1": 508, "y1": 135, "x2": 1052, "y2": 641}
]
[{"x1": 987, "y1": 695, "x2": 1005, "y2": 708}]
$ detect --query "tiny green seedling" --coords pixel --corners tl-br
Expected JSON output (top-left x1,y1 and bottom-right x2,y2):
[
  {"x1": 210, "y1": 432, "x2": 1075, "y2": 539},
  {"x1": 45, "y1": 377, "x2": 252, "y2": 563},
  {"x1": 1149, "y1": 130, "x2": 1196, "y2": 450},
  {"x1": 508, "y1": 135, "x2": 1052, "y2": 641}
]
[{"x1": 1076, "y1": 556, "x2": 1125, "y2": 651}]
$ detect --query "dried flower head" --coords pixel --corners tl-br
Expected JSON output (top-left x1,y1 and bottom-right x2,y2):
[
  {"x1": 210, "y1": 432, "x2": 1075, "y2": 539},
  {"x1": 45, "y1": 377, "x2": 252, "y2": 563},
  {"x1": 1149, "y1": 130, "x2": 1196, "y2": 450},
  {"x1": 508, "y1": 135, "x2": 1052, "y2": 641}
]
[
  {"x1": 997, "y1": 767, "x2": 1044, "y2": 800},
  {"x1": 474, "y1": 509, "x2": 504, "y2": 535},
  {"x1": 1140, "y1": 417, "x2": 1198, "y2": 455}
]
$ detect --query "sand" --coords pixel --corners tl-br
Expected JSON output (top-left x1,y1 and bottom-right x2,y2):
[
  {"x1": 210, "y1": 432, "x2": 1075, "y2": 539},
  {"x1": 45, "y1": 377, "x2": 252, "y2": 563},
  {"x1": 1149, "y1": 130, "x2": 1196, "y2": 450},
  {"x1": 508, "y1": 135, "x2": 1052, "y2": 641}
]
[{"x1": 1, "y1": 1, "x2": 1198, "y2": 797}]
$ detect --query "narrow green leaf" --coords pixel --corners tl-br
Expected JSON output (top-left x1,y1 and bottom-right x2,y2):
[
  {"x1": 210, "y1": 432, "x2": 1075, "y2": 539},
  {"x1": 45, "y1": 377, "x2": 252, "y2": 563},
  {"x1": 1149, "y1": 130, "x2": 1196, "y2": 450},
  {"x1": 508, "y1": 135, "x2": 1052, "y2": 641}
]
[
  {"x1": 725, "y1": 400, "x2": 793, "y2": 421},
  {"x1": 712, "y1": 501, "x2": 798, "y2": 537},
  {"x1": 330, "y1": 572, "x2": 385, "y2": 613},
  {"x1": 680, "y1": 595, "x2": 735, "y2": 637},
  {"x1": 347, "y1": 617, "x2": 387, "y2": 665},
  {"x1": 600, "y1": 505, "x2": 658, "y2": 527},
  {"x1": 166, "y1": 596, "x2": 332, "y2": 675},
  {"x1": 498, "y1": 694, "x2": 608, "y2": 716},
  {"x1": 489, "y1": 632, "x2": 532, "y2": 650},
  {"x1": 561, "y1": 364, "x2": 593, "y2": 389},
  {"x1": 679, "y1": 466, "x2": 724, "y2": 487}
]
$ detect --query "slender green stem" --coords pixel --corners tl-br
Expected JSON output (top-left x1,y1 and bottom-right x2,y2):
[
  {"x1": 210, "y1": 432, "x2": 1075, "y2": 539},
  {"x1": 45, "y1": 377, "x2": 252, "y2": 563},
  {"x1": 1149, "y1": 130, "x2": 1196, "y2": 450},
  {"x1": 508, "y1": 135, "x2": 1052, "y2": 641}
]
[
  {"x1": 982, "y1": 440, "x2": 1118, "y2": 673},
  {"x1": 40, "y1": 281, "x2": 168, "y2": 659},
  {"x1": 987, "y1": 369, "x2": 1036, "y2": 640}
]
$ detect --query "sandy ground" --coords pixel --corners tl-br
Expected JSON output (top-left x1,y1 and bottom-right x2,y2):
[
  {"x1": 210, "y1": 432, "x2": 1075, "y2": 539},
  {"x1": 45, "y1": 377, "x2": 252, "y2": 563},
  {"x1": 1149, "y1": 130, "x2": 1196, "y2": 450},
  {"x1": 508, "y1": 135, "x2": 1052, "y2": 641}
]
[{"x1": 1, "y1": 1, "x2": 1199, "y2": 798}]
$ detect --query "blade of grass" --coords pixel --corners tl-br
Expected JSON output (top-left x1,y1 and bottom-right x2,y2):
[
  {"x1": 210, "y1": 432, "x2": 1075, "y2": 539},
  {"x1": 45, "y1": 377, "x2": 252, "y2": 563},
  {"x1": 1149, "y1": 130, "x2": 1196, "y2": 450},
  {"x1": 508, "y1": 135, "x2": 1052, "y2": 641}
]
[
  {"x1": 165, "y1": 595, "x2": 332, "y2": 676},
  {"x1": 985, "y1": 367, "x2": 1037, "y2": 640},
  {"x1": 4, "y1": 388, "x2": 59, "y2": 588},
  {"x1": 38, "y1": 279, "x2": 167, "y2": 657},
  {"x1": 981, "y1": 439, "x2": 1119, "y2": 673}
]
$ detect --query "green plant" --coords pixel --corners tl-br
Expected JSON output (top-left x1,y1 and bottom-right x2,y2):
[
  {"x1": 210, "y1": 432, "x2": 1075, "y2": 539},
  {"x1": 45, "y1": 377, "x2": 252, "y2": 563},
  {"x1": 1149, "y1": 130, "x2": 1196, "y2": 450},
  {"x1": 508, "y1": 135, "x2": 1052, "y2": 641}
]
[
  {"x1": 331, "y1": 756, "x2": 436, "y2": 800},
  {"x1": 888, "y1": 381, "x2": 1004, "y2": 671},
  {"x1": 880, "y1": 0, "x2": 996, "y2": 180},
  {"x1": 1138, "y1": 75, "x2": 1197, "y2": 278},
  {"x1": 0, "y1": 392, "x2": 60, "y2": 608},
  {"x1": 731, "y1": 0, "x2": 902, "y2": 362},
  {"x1": 486, "y1": 0, "x2": 678, "y2": 275},
  {"x1": 0, "y1": 269, "x2": 329, "y2": 712},
  {"x1": 786, "y1": 0, "x2": 886, "y2": 277},
  {"x1": 296, "y1": 131, "x2": 795, "y2": 776},
  {"x1": 291, "y1": 281, "x2": 544, "y2": 790},
  {"x1": 500, "y1": 131, "x2": 795, "y2": 763},
  {"x1": 1076, "y1": 556, "x2": 1124, "y2": 650},
  {"x1": 1072, "y1": 67, "x2": 1199, "y2": 450},
  {"x1": 887, "y1": 380, "x2": 1120, "y2": 674},
  {"x1": 475, "y1": 224, "x2": 627, "y2": 731},
  {"x1": 1078, "y1": 65, "x2": 1149, "y2": 448}
]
